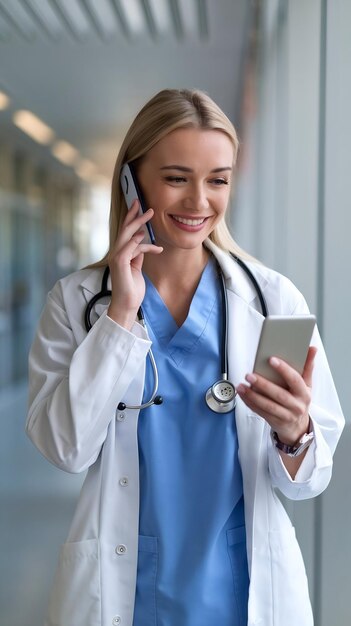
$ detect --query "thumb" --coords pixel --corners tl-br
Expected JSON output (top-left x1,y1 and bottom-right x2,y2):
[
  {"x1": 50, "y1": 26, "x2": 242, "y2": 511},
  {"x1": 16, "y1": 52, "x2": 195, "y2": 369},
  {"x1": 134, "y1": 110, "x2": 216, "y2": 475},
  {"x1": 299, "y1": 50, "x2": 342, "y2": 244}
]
[{"x1": 302, "y1": 346, "x2": 317, "y2": 387}]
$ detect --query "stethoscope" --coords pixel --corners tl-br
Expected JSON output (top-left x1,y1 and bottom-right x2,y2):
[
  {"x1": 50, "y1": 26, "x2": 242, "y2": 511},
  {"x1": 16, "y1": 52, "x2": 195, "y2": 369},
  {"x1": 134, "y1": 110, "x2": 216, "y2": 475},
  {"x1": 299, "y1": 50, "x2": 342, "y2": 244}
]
[{"x1": 84, "y1": 254, "x2": 268, "y2": 414}]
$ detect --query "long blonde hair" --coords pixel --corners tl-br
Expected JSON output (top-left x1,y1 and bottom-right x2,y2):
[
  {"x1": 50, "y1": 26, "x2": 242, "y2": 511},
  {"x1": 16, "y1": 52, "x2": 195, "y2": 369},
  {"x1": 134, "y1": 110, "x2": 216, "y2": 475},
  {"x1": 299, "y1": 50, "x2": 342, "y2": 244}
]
[{"x1": 90, "y1": 88, "x2": 252, "y2": 267}]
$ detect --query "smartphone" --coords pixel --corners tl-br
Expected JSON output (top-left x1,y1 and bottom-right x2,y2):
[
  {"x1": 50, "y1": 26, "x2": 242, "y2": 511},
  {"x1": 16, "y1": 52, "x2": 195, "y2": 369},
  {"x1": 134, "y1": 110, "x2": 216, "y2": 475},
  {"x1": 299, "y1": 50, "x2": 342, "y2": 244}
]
[
  {"x1": 120, "y1": 163, "x2": 155, "y2": 244},
  {"x1": 253, "y1": 315, "x2": 316, "y2": 386}
]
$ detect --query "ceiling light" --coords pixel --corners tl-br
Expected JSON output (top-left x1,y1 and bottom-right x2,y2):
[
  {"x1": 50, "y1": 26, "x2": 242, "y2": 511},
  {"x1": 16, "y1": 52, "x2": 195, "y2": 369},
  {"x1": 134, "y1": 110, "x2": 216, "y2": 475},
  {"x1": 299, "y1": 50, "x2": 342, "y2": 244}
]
[
  {"x1": 76, "y1": 159, "x2": 96, "y2": 180},
  {"x1": 52, "y1": 140, "x2": 79, "y2": 166},
  {"x1": 119, "y1": 0, "x2": 145, "y2": 34},
  {"x1": 147, "y1": 0, "x2": 171, "y2": 34},
  {"x1": 0, "y1": 90, "x2": 10, "y2": 110},
  {"x1": 13, "y1": 110, "x2": 54, "y2": 144},
  {"x1": 178, "y1": 0, "x2": 199, "y2": 36}
]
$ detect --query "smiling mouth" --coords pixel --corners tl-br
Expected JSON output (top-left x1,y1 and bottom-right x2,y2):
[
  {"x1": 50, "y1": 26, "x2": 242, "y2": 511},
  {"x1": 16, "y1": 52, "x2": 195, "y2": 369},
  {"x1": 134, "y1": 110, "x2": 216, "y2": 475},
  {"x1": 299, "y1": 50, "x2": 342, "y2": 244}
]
[{"x1": 171, "y1": 215, "x2": 207, "y2": 226}]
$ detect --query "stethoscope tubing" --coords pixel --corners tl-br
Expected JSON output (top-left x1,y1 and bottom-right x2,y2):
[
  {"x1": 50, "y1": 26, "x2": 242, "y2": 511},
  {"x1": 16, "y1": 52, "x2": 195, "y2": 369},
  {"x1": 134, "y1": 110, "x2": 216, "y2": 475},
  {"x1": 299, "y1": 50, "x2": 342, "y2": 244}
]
[
  {"x1": 84, "y1": 266, "x2": 111, "y2": 332},
  {"x1": 84, "y1": 254, "x2": 268, "y2": 412}
]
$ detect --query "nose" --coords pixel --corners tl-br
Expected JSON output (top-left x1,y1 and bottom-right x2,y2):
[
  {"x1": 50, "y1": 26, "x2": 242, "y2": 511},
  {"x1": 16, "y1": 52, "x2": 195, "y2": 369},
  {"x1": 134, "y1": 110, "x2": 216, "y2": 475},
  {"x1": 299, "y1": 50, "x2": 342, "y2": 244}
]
[{"x1": 183, "y1": 182, "x2": 209, "y2": 212}]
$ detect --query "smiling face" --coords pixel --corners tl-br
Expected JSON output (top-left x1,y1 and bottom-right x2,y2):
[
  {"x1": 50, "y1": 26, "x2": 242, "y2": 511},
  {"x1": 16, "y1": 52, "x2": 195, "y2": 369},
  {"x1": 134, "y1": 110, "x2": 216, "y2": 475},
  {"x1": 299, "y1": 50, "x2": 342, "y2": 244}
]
[{"x1": 137, "y1": 127, "x2": 234, "y2": 254}]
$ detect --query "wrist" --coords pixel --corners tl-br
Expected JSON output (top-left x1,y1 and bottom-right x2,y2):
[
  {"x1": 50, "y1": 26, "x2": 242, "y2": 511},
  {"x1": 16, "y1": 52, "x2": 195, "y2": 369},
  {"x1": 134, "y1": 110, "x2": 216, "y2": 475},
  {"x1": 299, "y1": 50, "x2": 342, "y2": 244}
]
[
  {"x1": 271, "y1": 418, "x2": 314, "y2": 458},
  {"x1": 107, "y1": 306, "x2": 137, "y2": 331},
  {"x1": 273, "y1": 415, "x2": 311, "y2": 447}
]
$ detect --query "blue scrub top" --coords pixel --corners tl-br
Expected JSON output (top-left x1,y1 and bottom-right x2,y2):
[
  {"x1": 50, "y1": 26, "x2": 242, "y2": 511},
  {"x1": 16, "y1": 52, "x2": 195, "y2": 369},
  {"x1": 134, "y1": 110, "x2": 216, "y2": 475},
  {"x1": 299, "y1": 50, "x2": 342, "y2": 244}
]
[{"x1": 134, "y1": 258, "x2": 249, "y2": 626}]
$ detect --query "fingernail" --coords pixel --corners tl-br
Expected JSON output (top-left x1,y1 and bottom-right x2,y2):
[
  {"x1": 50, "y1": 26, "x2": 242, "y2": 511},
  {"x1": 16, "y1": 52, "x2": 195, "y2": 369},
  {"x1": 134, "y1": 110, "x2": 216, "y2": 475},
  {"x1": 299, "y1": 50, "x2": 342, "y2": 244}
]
[
  {"x1": 246, "y1": 373, "x2": 257, "y2": 384},
  {"x1": 237, "y1": 384, "x2": 246, "y2": 395},
  {"x1": 270, "y1": 357, "x2": 280, "y2": 367}
]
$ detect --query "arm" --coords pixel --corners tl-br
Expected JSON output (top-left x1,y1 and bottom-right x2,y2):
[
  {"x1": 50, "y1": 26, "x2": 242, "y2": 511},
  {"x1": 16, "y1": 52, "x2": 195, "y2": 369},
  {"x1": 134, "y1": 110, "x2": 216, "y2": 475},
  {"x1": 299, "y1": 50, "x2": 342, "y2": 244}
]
[
  {"x1": 267, "y1": 325, "x2": 345, "y2": 498},
  {"x1": 238, "y1": 337, "x2": 344, "y2": 493},
  {"x1": 26, "y1": 286, "x2": 151, "y2": 473},
  {"x1": 27, "y1": 201, "x2": 163, "y2": 473},
  {"x1": 237, "y1": 295, "x2": 344, "y2": 496}
]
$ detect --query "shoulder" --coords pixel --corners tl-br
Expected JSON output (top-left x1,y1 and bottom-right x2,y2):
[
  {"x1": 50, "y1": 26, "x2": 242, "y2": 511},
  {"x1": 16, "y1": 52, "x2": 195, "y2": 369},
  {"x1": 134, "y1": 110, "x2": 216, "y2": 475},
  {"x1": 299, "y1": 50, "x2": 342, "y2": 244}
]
[
  {"x1": 206, "y1": 242, "x2": 309, "y2": 315},
  {"x1": 245, "y1": 260, "x2": 309, "y2": 315},
  {"x1": 48, "y1": 267, "x2": 103, "y2": 309},
  {"x1": 246, "y1": 260, "x2": 296, "y2": 291}
]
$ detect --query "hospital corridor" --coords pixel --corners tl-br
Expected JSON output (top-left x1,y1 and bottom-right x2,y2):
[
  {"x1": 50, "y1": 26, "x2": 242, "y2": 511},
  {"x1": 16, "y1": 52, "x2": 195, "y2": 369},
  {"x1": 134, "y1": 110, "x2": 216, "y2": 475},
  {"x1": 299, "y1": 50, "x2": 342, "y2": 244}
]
[{"x1": 0, "y1": 1, "x2": 350, "y2": 625}]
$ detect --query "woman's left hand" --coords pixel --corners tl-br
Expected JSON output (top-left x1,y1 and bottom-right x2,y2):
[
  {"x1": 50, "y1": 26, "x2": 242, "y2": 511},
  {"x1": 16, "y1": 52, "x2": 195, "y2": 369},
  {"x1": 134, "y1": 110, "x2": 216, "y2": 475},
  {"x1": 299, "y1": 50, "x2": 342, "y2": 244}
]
[{"x1": 237, "y1": 346, "x2": 317, "y2": 445}]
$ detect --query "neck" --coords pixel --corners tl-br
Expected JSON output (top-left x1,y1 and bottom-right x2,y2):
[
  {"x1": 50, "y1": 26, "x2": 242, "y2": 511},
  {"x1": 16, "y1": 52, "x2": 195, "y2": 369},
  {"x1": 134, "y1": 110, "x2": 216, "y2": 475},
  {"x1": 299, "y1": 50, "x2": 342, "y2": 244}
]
[
  {"x1": 142, "y1": 244, "x2": 210, "y2": 289},
  {"x1": 142, "y1": 244, "x2": 211, "y2": 327}
]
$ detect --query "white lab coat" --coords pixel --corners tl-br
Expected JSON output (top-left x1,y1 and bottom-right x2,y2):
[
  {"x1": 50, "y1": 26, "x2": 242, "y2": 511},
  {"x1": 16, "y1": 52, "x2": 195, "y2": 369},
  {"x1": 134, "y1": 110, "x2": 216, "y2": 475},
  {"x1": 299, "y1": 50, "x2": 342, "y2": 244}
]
[{"x1": 26, "y1": 241, "x2": 344, "y2": 626}]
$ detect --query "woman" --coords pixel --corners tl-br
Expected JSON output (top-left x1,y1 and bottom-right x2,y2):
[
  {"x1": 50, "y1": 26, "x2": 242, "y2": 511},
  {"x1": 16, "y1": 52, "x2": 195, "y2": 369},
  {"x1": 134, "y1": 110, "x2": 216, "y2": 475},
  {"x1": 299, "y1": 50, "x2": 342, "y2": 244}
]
[{"x1": 27, "y1": 89, "x2": 344, "y2": 626}]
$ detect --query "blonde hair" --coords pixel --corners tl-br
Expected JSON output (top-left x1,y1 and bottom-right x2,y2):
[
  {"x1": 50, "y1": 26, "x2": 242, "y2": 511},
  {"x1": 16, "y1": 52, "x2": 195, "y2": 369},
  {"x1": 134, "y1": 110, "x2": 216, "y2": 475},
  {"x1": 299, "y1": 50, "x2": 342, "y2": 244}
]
[{"x1": 90, "y1": 88, "x2": 253, "y2": 267}]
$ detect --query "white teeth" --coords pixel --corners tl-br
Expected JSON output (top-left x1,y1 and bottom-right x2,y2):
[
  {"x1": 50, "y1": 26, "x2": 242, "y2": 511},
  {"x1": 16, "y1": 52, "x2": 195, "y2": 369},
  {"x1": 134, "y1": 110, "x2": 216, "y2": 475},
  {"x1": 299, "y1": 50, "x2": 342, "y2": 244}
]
[{"x1": 173, "y1": 216, "x2": 205, "y2": 226}]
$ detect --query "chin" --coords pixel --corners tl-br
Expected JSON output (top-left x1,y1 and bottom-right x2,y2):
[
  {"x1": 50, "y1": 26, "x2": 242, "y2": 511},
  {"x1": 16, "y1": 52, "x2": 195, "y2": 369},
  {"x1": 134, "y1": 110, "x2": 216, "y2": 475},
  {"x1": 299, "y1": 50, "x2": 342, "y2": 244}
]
[{"x1": 161, "y1": 237, "x2": 209, "y2": 252}]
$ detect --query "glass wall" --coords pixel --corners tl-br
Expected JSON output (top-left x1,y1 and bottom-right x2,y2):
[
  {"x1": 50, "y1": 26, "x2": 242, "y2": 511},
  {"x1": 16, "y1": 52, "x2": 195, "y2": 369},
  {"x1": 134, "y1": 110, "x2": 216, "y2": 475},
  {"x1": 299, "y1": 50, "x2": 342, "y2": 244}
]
[
  {"x1": 235, "y1": 1, "x2": 350, "y2": 624},
  {"x1": 0, "y1": 144, "x2": 91, "y2": 391},
  {"x1": 0, "y1": 141, "x2": 97, "y2": 625}
]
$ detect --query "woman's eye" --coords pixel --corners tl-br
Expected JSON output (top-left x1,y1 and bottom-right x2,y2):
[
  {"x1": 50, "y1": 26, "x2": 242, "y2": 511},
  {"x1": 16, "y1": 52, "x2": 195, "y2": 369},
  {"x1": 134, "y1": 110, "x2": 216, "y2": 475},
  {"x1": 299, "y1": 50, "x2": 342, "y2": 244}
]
[
  {"x1": 165, "y1": 176, "x2": 187, "y2": 184},
  {"x1": 211, "y1": 178, "x2": 229, "y2": 186}
]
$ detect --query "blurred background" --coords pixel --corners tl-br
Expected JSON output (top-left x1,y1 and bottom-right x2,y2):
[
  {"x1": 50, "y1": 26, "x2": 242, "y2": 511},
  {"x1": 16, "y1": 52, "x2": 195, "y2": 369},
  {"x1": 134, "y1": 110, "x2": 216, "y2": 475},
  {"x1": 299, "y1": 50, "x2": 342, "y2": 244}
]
[{"x1": 0, "y1": 1, "x2": 349, "y2": 624}]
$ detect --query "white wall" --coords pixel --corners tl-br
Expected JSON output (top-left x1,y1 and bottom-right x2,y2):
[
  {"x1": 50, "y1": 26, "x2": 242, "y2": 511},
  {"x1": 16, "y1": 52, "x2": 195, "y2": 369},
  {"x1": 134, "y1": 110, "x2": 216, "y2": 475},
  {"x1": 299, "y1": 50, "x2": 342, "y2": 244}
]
[{"x1": 234, "y1": 1, "x2": 350, "y2": 624}]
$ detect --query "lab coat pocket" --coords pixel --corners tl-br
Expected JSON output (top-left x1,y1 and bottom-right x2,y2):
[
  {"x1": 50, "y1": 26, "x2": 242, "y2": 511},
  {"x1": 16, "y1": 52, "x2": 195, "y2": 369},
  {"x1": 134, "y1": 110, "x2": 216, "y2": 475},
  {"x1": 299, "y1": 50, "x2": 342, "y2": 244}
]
[
  {"x1": 133, "y1": 535, "x2": 158, "y2": 626},
  {"x1": 46, "y1": 538, "x2": 101, "y2": 626},
  {"x1": 269, "y1": 526, "x2": 312, "y2": 625},
  {"x1": 227, "y1": 526, "x2": 249, "y2": 626}
]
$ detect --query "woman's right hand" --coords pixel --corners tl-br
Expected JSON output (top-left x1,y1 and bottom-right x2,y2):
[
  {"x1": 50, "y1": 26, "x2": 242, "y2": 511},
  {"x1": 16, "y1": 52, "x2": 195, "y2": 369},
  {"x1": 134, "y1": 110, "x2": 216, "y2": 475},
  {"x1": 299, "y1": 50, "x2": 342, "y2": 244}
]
[{"x1": 107, "y1": 200, "x2": 163, "y2": 329}]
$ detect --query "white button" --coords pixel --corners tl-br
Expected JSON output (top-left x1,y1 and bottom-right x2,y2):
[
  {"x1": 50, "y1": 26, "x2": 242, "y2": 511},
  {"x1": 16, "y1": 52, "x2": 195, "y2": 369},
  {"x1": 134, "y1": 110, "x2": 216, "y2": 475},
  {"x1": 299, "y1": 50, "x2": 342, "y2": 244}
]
[
  {"x1": 119, "y1": 477, "x2": 129, "y2": 487},
  {"x1": 112, "y1": 617, "x2": 121, "y2": 625},
  {"x1": 116, "y1": 412, "x2": 125, "y2": 421},
  {"x1": 115, "y1": 544, "x2": 127, "y2": 555}
]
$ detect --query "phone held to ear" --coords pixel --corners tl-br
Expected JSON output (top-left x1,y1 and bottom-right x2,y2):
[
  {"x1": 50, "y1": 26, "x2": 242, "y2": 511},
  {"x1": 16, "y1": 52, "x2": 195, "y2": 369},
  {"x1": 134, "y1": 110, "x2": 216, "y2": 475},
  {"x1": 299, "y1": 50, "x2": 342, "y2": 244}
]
[
  {"x1": 120, "y1": 163, "x2": 156, "y2": 245},
  {"x1": 253, "y1": 315, "x2": 316, "y2": 386}
]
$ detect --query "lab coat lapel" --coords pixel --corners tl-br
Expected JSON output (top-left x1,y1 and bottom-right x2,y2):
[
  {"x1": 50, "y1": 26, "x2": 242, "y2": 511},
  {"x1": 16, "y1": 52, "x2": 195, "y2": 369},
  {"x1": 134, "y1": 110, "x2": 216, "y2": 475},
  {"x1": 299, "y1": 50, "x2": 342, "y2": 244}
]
[
  {"x1": 80, "y1": 267, "x2": 107, "y2": 299},
  {"x1": 80, "y1": 267, "x2": 111, "y2": 326},
  {"x1": 226, "y1": 291, "x2": 266, "y2": 508}
]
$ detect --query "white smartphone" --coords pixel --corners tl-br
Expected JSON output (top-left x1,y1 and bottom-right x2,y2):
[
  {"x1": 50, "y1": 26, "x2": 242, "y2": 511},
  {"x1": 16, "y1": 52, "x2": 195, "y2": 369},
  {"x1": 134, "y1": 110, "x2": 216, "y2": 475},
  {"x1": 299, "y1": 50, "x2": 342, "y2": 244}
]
[
  {"x1": 120, "y1": 163, "x2": 155, "y2": 244},
  {"x1": 253, "y1": 315, "x2": 316, "y2": 386}
]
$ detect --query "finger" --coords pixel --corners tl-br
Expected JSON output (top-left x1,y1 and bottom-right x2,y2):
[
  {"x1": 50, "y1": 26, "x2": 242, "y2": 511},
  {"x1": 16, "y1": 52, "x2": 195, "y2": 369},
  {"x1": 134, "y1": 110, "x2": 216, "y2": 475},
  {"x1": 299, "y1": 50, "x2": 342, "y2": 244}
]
[
  {"x1": 129, "y1": 242, "x2": 163, "y2": 269},
  {"x1": 302, "y1": 346, "x2": 317, "y2": 388},
  {"x1": 120, "y1": 199, "x2": 140, "y2": 226},
  {"x1": 237, "y1": 382, "x2": 311, "y2": 440},
  {"x1": 131, "y1": 251, "x2": 144, "y2": 272},
  {"x1": 242, "y1": 372, "x2": 301, "y2": 414},
  {"x1": 110, "y1": 209, "x2": 153, "y2": 257},
  {"x1": 241, "y1": 363, "x2": 312, "y2": 424},
  {"x1": 130, "y1": 243, "x2": 163, "y2": 260},
  {"x1": 268, "y1": 356, "x2": 308, "y2": 395},
  {"x1": 119, "y1": 209, "x2": 154, "y2": 246},
  {"x1": 109, "y1": 231, "x2": 145, "y2": 267},
  {"x1": 124, "y1": 198, "x2": 140, "y2": 214},
  {"x1": 124, "y1": 205, "x2": 153, "y2": 227},
  {"x1": 237, "y1": 382, "x2": 291, "y2": 423}
]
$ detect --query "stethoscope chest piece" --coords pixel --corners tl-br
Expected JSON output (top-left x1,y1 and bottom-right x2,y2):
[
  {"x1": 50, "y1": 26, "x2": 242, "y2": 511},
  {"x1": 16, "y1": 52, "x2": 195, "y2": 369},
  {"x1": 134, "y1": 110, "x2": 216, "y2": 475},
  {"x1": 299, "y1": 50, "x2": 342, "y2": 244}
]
[{"x1": 205, "y1": 379, "x2": 236, "y2": 413}]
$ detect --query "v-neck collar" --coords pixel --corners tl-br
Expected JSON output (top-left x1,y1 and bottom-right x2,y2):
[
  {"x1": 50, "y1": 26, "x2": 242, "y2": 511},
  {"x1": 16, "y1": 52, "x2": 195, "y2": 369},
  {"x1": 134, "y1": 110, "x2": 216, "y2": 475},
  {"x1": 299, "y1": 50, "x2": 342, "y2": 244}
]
[{"x1": 142, "y1": 257, "x2": 220, "y2": 356}]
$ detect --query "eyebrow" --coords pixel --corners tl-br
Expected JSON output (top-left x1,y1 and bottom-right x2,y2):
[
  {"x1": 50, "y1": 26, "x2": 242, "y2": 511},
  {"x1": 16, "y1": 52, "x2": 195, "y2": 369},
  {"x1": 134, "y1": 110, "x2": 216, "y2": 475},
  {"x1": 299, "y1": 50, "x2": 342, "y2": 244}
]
[{"x1": 160, "y1": 165, "x2": 232, "y2": 173}]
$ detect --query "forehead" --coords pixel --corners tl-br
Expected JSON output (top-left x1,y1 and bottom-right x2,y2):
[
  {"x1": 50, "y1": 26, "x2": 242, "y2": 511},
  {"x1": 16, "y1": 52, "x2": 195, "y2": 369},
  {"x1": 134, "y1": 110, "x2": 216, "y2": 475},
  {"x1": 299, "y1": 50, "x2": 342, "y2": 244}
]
[{"x1": 145, "y1": 127, "x2": 234, "y2": 166}]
